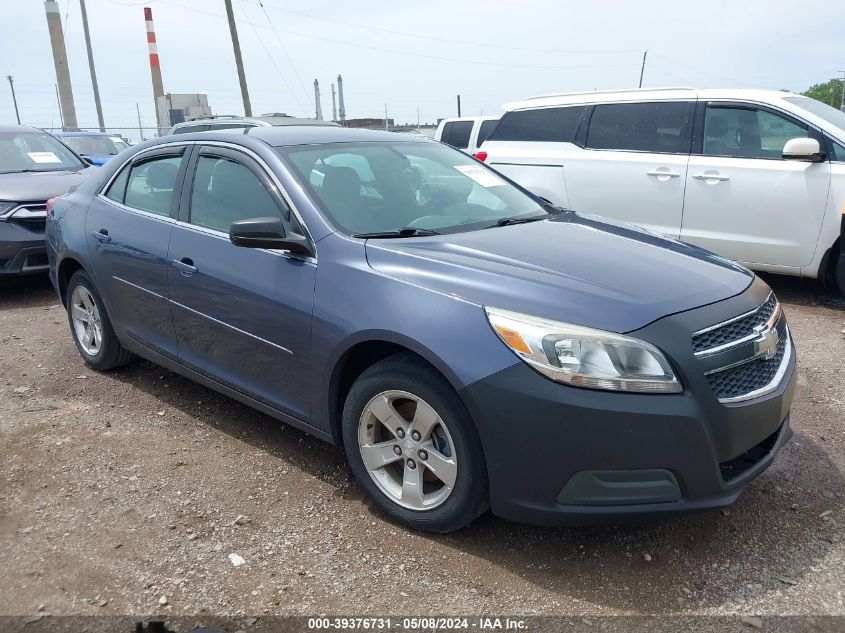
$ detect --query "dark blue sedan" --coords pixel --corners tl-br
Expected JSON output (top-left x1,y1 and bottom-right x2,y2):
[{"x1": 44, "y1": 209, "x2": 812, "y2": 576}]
[{"x1": 45, "y1": 127, "x2": 796, "y2": 532}]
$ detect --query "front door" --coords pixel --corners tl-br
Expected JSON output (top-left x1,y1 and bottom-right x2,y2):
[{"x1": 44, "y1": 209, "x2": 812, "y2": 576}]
[
  {"x1": 563, "y1": 101, "x2": 694, "y2": 238},
  {"x1": 167, "y1": 145, "x2": 316, "y2": 420},
  {"x1": 85, "y1": 146, "x2": 189, "y2": 357},
  {"x1": 681, "y1": 102, "x2": 831, "y2": 269}
]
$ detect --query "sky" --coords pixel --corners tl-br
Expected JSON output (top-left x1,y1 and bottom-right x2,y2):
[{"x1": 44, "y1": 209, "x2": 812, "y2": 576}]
[{"x1": 1, "y1": 0, "x2": 843, "y2": 138}]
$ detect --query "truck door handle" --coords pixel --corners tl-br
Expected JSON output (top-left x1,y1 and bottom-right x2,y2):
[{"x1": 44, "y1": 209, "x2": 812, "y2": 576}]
[
  {"x1": 646, "y1": 169, "x2": 681, "y2": 178},
  {"x1": 170, "y1": 257, "x2": 198, "y2": 276},
  {"x1": 92, "y1": 229, "x2": 111, "y2": 243},
  {"x1": 693, "y1": 173, "x2": 730, "y2": 182}
]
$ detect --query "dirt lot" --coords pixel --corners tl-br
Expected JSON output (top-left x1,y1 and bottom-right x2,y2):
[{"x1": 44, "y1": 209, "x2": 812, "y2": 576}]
[{"x1": 1, "y1": 273, "x2": 843, "y2": 623}]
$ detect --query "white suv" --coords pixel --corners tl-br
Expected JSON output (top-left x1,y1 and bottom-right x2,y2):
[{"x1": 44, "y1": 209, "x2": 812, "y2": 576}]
[
  {"x1": 435, "y1": 115, "x2": 500, "y2": 154},
  {"x1": 481, "y1": 88, "x2": 845, "y2": 291}
]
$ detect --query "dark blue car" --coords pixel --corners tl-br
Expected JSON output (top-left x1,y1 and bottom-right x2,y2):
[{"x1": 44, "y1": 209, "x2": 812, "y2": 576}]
[{"x1": 45, "y1": 127, "x2": 796, "y2": 532}]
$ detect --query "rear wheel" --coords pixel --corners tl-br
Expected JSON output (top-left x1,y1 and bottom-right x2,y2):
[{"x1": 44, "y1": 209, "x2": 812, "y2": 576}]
[
  {"x1": 66, "y1": 270, "x2": 135, "y2": 370},
  {"x1": 342, "y1": 354, "x2": 488, "y2": 532}
]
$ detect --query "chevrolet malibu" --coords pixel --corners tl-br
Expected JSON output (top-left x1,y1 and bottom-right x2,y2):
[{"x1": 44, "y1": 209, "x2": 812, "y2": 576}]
[{"x1": 46, "y1": 127, "x2": 796, "y2": 532}]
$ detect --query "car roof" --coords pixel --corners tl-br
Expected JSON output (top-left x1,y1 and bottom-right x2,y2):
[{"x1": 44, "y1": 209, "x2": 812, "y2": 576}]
[
  {"x1": 247, "y1": 126, "x2": 429, "y2": 146},
  {"x1": 439, "y1": 115, "x2": 500, "y2": 125},
  {"x1": 0, "y1": 124, "x2": 48, "y2": 134},
  {"x1": 503, "y1": 87, "x2": 800, "y2": 111},
  {"x1": 53, "y1": 131, "x2": 114, "y2": 136}
]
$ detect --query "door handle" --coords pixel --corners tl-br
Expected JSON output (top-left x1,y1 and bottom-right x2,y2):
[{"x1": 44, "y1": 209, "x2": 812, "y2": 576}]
[
  {"x1": 693, "y1": 173, "x2": 730, "y2": 182},
  {"x1": 646, "y1": 169, "x2": 681, "y2": 178},
  {"x1": 170, "y1": 257, "x2": 198, "y2": 276},
  {"x1": 92, "y1": 229, "x2": 111, "y2": 243}
]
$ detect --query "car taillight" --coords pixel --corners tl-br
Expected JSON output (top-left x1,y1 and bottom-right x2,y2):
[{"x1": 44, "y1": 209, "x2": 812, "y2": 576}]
[{"x1": 474, "y1": 151, "x2": 488, "y2": 162}]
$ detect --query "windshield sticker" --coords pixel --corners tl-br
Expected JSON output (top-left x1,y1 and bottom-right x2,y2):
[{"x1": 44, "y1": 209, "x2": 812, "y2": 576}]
[
  {"x1": 109, "y1": 136, "x2": 124, "y2": 143},
  {"x1": 454, "y1": 164, "x2": 505, "y2": 188},
  {"x1": 27, "y1": 151, "x2": 62, "y2": 164}
]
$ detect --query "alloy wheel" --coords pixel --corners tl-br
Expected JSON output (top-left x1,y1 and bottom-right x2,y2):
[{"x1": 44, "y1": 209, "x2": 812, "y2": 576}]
[
  {"x1": 70, "y1": 285, "x2": 103, "y2": 356},
  {"x1": 357, "y1": 389, "x2": 458, "y2": 510}
]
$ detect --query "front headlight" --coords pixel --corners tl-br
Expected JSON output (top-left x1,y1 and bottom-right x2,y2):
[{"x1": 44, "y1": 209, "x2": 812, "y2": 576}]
[
  {"x1": 0, "y1": 201, "x2": 17, "y2": 218},
  {"x1": 485, "y1": 307, "x2": 682, "y2": 393}
]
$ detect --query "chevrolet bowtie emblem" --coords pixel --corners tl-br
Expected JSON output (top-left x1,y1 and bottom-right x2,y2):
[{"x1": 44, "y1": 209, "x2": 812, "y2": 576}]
[{"x1": 752, "y1": 323, "x2": 779, "y2": 360}]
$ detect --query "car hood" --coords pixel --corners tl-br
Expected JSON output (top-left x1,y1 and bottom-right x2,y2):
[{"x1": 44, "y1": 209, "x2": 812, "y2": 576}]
[
  {"x1": 364, "y1": 213, "x2": 754, "y2": 333},
  {"x1": 0, "y1": 167, "x2": 94, "y2": 202}
]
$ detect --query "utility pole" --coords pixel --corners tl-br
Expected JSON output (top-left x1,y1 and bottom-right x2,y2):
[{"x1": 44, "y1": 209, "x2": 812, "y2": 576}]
[
  {"x1": 44, "y1": 0, "x2": 78, "y2": 130},
  {"x1": 384, "y1": 104, "x2": 389, "y2": 131},
  {"x1": 638, "y1": 50, "x2": 648, "y2": 88},
  {"x1": 6, "y1": 76, "x2": 20, "y2": 124},
  {"x1": 313, "y1": 79, "x2": 323, "y2": 120},
  {"x1": 839, "y1": 71, "x2": 845, "y2": 112},
  {"x1": 223, "y1": 0, "x2": 252, "y2": 117},
  {"x1": 136, "y1": 103, "x2": 144, "y2": 141},
  {"x1": 79, "y1": 0, "x2": 105, "y2": 131},
  {"x1": 55, "y1": 84, "x2": 65, "y2": 129},
  {"x1": 337, "y1": 74, "x2": 346, "y2": 123},
  {"x1": 416, "y1": 107, "x2": 420, "y2": 131},
  {"x1": 456, "y1": 94, "x2": 461, "y2": 117}
]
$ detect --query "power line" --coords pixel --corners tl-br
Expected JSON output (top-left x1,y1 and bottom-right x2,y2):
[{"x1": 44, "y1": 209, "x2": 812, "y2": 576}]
[{"x1": 254, "y1": 0, "x2": 312, "y2": 108}]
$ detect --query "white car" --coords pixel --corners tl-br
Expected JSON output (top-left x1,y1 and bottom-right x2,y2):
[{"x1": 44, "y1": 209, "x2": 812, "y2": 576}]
[
  {"x1": 480, "y1": 88, "x2": 845, "y2": 292},
  {"x1": 435, "y1": 115, "x2": 500, "y2": 154}
]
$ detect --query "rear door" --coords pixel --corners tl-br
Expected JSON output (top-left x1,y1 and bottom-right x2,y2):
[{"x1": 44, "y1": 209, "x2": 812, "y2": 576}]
[
  {"x1": 681, "y1": 101, "x2": 830, "y2": 268},
  {"x1": 86, "y1": 145, "x2": 189, "y2": 357},
  {"x1": 563, "y1": 101, "x2": 694, "y2": 237},
  {"x1": 167, "y1": 144, "x2": 316, "y2": 419},
  {"x1": 440, "y1": 120, "x2": 474, "y2": 151}
]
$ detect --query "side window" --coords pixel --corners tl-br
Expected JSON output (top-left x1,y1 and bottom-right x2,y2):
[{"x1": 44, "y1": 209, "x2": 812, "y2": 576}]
[
  {"x1": 826, "y1": 136, "x2": 845, "y2": 162},
  {"x1": 475, "y1": 119, "x2": 499, "y2": 146},
  {"x1": 104, "y1": 164, "x2": 130, "y2": 203},
  {"x1": 439, "y1": 122, "x2": 453, "y2": 144},
  {"x1": 443, "y1": 121, "x2": 473, "y2": 149},
  {"x1": 586, "y1": 102, "x2": 691, "y2": 153},
  {"x1": 123, "y1": 155, "x2": 183, "y2": 216},
  {"x1": 189, "y1": 154, "x2": 289, "y2": 234},
  {"x1": 703, "y1": 106, "x2": 808, "y2": 159},
  {"x1": 489, "y1": 106, "x2": 585, "y2": 142}
]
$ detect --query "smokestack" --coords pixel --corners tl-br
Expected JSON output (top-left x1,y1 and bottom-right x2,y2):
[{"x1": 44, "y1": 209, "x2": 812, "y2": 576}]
[
  {"x1": 44, "y1": 0, "x2": 78, "y2": 130},
  {"x1": 337, "y1": 74, "x2": 346, "y2": 123},
  {"x1": 144, "y1": 7, "x2": 165, "y2": 135},
  {"x1": 331, "y1": 84, "x2": 337, "y2": 122},
  {"x1": 313, "y1": 79, "x2": 323, "y2": 120}
]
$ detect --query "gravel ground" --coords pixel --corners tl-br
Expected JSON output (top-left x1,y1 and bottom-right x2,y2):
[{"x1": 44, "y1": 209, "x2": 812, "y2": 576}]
[{"x1": 1, "y1": 273, "x2": 843, "y2": 623}]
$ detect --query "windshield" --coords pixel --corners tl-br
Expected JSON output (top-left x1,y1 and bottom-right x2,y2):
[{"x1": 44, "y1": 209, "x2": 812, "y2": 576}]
[
  {"x1": 279, "y1": 141, "x2": 545, "y2": 236},
  {"x1": 60, "y1": 134, "x2": 129, "y2": 156},
  {"x1": 784, "y1": 96, "x2": 845, "y2": 134},
  {"x1": 0, "y1": 130, "x2": 86, "y2": 173}
]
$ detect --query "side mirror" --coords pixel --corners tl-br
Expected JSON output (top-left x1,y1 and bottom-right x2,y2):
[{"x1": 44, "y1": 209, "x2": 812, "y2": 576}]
[
  {"x1": 782, "y1": 137, "x2": 825, "y2": 162},
  {"x1": 229, "y1": 217, "x2": 313, "y2": 256}
]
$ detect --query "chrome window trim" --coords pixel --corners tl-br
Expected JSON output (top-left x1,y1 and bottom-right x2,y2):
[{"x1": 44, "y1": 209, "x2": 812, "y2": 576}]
[
  {"x1": 716, "y1": 326, "x2": 792, "y2": 404},
  {"x1": 96, "y1": 139, "x2": 317, "y2": 263}
]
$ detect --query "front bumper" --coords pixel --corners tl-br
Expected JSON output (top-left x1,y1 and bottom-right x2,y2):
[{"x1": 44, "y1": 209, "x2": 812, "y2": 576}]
[
  {"x1": 460, "y1": 278, "x2": 796, "y2": 526},
  {"x1": 0, "y1": 220, "x2": 48, "y2": 276}
]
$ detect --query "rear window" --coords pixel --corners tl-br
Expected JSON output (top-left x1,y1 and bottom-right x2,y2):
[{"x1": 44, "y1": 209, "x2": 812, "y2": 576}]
[
  {"x1": 488, "y1": 106, "x2": 585, "y2": 142},
  {"x1": 585, "y1": 102, "x2": 691, "y2": 153},
  {"x1": 475, "y1": 120, "x2": 499, "y2": 147},
  {"x1": 441, "y1": 121, "x2": 473, "y2": 149}
]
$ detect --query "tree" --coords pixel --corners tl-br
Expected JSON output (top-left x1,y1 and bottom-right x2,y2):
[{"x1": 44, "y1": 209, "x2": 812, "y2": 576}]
[{"x1": 802, "y1": 78, "x2": 843, "y2": 109}]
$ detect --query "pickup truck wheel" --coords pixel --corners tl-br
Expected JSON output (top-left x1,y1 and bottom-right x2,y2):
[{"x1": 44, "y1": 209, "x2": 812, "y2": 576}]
[
  {"x1": 342, "y1": 353, "x2": 488, "y2": 533},
  {"x1": 66, "y1": 270, "x2": 135, "y2": 370}
]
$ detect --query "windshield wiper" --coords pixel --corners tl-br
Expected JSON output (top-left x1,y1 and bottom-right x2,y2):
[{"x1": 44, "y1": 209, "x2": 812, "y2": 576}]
[
  {"x1": 491, "y1": 214, "x2": 550, "y2": 228},
  {"x1": 353, "y1": 227, "x2": 441, "y2": 238}
]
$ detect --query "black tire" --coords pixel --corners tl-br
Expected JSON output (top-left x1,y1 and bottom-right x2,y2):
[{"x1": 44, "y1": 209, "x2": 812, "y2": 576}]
[
  {"x1": 341, "y1": 353, "x2": 489, "y2": 533},
  {"x1": 66, "y1": 270, "x2": 135, "y2": 370}
]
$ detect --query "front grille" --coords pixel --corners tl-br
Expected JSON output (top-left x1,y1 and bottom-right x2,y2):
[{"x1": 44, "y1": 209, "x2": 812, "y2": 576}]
[
  {"x1": 719, "y1": 419, "x2": 783, "y2": 482},
  {"x1": 693, "y1": 294, "x2": 777, "y2": 354},
  {"x1": 11, "y1": 217, "x2": 47, "y2": 233},
  {"x1": 706, "y1": 333, "x2": 787, "y2": 400}
]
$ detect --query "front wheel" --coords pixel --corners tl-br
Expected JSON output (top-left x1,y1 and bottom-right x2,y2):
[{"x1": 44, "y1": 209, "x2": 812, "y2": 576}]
[{"x1": 342, "y1": 354, "x2": 488, "y2": 533}]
